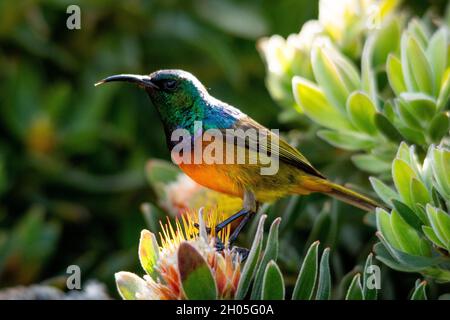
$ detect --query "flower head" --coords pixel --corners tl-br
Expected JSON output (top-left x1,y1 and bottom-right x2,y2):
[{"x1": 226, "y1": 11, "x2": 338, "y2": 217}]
[{"x1": 115, "y1": 209, "x2": 241, "y2": 300}]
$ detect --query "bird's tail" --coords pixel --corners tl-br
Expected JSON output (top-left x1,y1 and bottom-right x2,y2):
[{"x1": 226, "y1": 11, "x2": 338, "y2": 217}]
[{"x1": 320, "y1": 181, "x2": 381, "y2": 212}]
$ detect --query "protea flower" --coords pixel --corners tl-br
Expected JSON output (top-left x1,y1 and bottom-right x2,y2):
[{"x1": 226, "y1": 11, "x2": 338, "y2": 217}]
[{"x1": 115, "y1": 209, "x2": 241, "y2": 300}]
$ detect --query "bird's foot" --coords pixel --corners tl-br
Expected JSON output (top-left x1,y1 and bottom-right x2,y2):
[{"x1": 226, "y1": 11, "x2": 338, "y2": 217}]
[
  {"x1": 231, "y1": 246, "x2": 250, "y2": 261},
  {"x1": 194, "y1": 223, "x2": 215, "y2": 235},
  {"x1": 214, "y1": 237, "x2": 225, "y2": 252}
]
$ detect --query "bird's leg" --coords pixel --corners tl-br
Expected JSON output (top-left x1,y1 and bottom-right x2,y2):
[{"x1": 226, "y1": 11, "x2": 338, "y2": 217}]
[
  {"x1": 214, "y1": 208, "x2": 250, "y2": 233},
  {"x1": 224, "y1": 190, "x2": 258, "y2": 253}
]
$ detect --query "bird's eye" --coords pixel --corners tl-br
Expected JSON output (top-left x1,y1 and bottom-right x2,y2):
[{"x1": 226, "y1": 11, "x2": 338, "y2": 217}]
[{"x1": 164, "y1": 80, "x2": 177, "y2": 91}]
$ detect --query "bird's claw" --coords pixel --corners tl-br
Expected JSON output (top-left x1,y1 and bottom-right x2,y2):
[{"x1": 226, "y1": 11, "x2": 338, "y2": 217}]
[{"x1": 232, "y1": 246, "x2": 250, "y2": 261}]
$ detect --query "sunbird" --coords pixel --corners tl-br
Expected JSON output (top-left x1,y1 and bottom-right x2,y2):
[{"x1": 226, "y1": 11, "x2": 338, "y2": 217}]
[{"x1": 96, "y1": 69, "x2": 380, "y2": 247}]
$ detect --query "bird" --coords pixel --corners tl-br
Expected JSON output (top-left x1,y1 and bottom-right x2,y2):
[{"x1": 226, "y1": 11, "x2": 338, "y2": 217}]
[{"x1": 96, "y1": 69, "x2": 381, "y2": 247}]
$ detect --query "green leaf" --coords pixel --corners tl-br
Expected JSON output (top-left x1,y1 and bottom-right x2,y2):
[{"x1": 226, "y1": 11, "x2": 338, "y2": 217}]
[
  {"x1": 396, "y1": 99, "x2": 422, "y2": 130},
  {"x1": 411, "y1": 280, "x2": 428, "y2": 300},
  {"x1": 426, "y1": 205, "x2": 450, "y2": 246},
  {"x1": 346, "y1": 91, "x2": 377, "y2": 135},
  {"x1": 352, "y1": 154, "x2": 391, "y2": 174},
  {"x1": 437, "y1": 69, "x2": 450, "y2": 110},
  {"x1": 397, "y1": 126, "x2": 427, "y2": 146},
  {"x1": 138, "y1": 230, "x2": 159, "y2": 279},
  {"x1": 372, "y1": 18, "x2": 401, "y2": 67},
  {"x1": 262, "y1": 260, "x2": 285, "y2": 300},
  {"x1": 345, "y1": 274, "x2": 364, "y2": 300},
  {"x1": 391, "y1": 200, "x2": 423, "y2": 232},
  {"x1": 178, "y1": 242, "x2": 217, "y2": 300},
  {"x1": 376, "y1": 232, "x2": 437, "y2": 269},
  {"x1": 426, "y1": 28, "x2": 447, "y2": 97},
  {"x1": 399, "y1": 93, "x2": 437, "y2": 125},
  {"x1": 407, "y1": 19, "x2": 429, "y2": 48},
  {"x1": 422, "y1": 225, "x2": 447, "y2": 249},
  {"x1": 431, "y1": 147, "x2": 450, "y2": 198},
  {"x1": 235, "y1": 215, "x2": 267, "y2": 299},
  {"x1": 376, "y1": 208, "x2": 402, "y2": 250},
  {"x1": 292, "y1": 241, "x2": 319, "y2": 300},
  {"x1": 292, "y1": 77, "x2": 353, "y2": 131},
  {"x1": 429, "y1": 113, "x2": 450, "y2": 143},
  {"x1": 374, "y1": 112, "x2": 403, "y2": 143},
  {"x1": 410, "y1": 178, "x2": 432, "y2": 212},
  {"x1": 311, "y1": 46, "x2": 350, "y2": 112},
  {"x1": 361, "y1": 37, "x2": 378, "y2": 107},
  {"x1": 401, "y1": 34, "x2": 419, "y2": 92},
  {"x1": 115, "y1": 272, "x2": 152, "y2": 300},
  {"x1": 392, "y1": 158, "x2": 417, "y2": 207},
  {"x1": 374, "y1": 242, "x2": 423, "y2": 273},
  {"x1": 251, "y1": 217, "x2": 281, "y2": 300},
  {"x1": 386, "y1": 54, "x2": 406, "y2": 95},
  {"x1": 317, "y1": 130, "x2": 375, "y2": 151},
  {"x1": 406, "y1": 35, "x2": 434, "y2": 95},
  {"x1": 390, "y1": 209, "x2": 425, "y2": 256},
  {"x1": 315, "y1": 248, "x2": 331, "y2": 300},
  {"x1": 362, "y1": 254, "x2": 378, "y2": 300}
]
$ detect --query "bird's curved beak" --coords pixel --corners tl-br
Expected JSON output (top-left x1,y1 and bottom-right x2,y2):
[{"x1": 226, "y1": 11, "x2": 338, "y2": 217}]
[{"x1": 95, "y1": 74, "x2": 159, "y2": 89}]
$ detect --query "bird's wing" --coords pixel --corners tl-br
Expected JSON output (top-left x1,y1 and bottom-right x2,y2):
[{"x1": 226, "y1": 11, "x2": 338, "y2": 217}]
[{"x1": 219, "y1": 115, "x2": 325, "y2": 179}]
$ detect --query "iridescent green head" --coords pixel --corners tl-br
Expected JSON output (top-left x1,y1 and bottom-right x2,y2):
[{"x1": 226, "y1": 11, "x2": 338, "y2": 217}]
[{"x1": 95, "y1": 69, "x2": 208, "y2": 129}]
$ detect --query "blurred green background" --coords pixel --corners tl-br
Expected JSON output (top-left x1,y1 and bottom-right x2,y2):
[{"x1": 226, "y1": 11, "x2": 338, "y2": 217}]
[{"x1": 0, "y1": 0, "x2": 447, "y2": 298}]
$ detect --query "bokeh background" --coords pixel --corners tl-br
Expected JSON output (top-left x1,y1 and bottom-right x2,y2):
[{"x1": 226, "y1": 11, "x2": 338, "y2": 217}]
[{"x1": 0, "y1": 0, "x2": 448, "y2": 298}]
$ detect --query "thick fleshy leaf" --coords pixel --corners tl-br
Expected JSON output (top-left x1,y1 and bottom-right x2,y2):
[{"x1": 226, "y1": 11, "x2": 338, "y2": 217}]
[
  {"x1": 317, "y1": 130, "x2": 375, "y2": 151},
  {"x1": 315, "y1": 248, "x2": 331, "y2": 300},
  {"x1": 396, "y1": 99, "x2": 422, "y2": 130},
  {"x1": 251, "y1": 217, "x2": 281, "y2": 300},
  {"x1": 292, "y1": 241, "x2": 319, "y2": 300},
  {"x1": 422, "y1": 225, "x2": 446, "y2": 249},
  {"x1": 352, "y1": 154, "x2": 390, "y2": 174},
  {"x1": 345, "y1": 274, "x2": 363, "y2": 300},
  {"x1": 397, "y1": 126, "x2": 427, "y2": 146},
  {"x1": 410, "y1": 178, "x2": 431, "y2": 213},
  {"x1": 398, "y1": 93, "x2": 437, "y2": 125},
  {"x1": 335, "y1": 51, "x2": 360, "y2": 91},
  {"x1": 386, "y1": 54, "x2": 406, "y2": 95},
  {"x1": 292, "y1": 77, "x2": 352, "y2": 131},
  {"x1": 376, "y1": 232, "x2": 437, "y2": 269},
  {"x1": 369, "y1": 177, "x2": 398, "y2": 206},
  {"x1": 426, "y1": 28, "x2": 447, "y2": 97},
  {"x1": 235, "y1": 215, "x2": 267, "y2": 299},
  {"x1": 372, "y1": 18, "x2": 401, "y2": 67},
  {"x1": 392, "y1": 158, "x2": 417, "y2": 207},
  {"x1": 178, "y1": 242, "x2": 217, "y2": 300},
  {"x1": 411, "y1": 280, "x2": 428, "y2": 300},
  {"x1": 373, "y1": 242, "x2": 423, "y2": 273},
  {"x1": 391, "y1": 200, "x2": 423, "y2": 232},
  {"x1": 390, "y1": 209, "x2": 425, "y2": 256},
  {"x1": 406, "y1": 35, "x2": 434, "y2": 95},
  {"x1": 115, "y1": 271, "x2": 153, "y2": 300},
  {"x1": 376, "y1": 208, "x2": 402, "y2": 250},
  {"x1": 407, "y1": 19, "x2": 429, "y2": 48},
  {"x1": 311, "y1": 46, "x2": 350, "y2": 112},
  {"x1": 261, "y1": 260, "x2": 285, "y2": 300},
  {"x1": 346, "y1": 91, "x2": 377, "y2": 135},
  {"x1": 401, "y1": 34, "x2": 419, "y2": 92},
  {"x1": 429, "y1": 112, "x2": 450, "y2": 143},
  {"x1": 437, "y1": 69, "x2": 450, "y2": 110},
  {"x1": 431, "y1": 147, "x2": 450, "y2": 198},
  {"x1": 361, "y1": 36, "x2": 378, "y2": 108},
  {"x1": 362, "y1": 253, "x2": 378, "y2": 300},
  {"x1": 426, "y1": 205, "x2": 450, "y2": 247},
  {"x1": 374, "y1": 113, "x2": 403, "y2": 143},
  {"x1": 138, "y1": 230, "x2": 159, "y2": 279}
]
